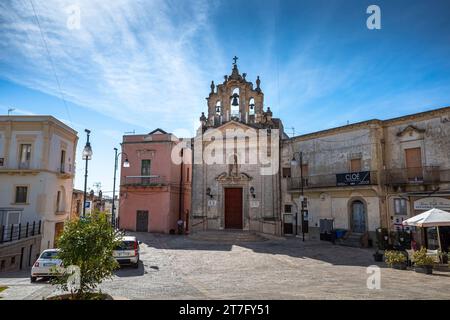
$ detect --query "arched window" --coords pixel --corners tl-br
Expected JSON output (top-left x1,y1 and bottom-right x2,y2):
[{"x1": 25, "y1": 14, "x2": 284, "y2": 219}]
[
  {"x1": 230, "y1": 88, "x2": 240, "y2": 117},
  {"x1": 249, "y1": 97, "x2": 255, "y2": 115},
  {"x1": 215, "y1": 101, "x2": 221, "y2": 115}
]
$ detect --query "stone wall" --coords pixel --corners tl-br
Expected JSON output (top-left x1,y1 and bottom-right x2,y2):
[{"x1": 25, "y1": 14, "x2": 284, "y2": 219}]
[{"x1": 0, "y1": 235, "x2": 41, "y2": 272}]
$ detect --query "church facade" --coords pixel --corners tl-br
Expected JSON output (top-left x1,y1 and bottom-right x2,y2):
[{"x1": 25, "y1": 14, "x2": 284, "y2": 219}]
[{"x1": 190, "y1": 60, "x2": 286, "y2": 235}]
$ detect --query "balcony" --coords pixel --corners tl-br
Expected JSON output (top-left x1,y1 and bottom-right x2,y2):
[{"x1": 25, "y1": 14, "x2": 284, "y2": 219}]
[
  {"x1": 57, "y1": 164, "x2": 74, "y2": 179},
  {"x1": 121, "y1": 175, "x2": 167, "y2": 187},
  {"x1": 384, "y1": 166, "x2": 442, "y2": 185},
  {"x1": 287, "y1": 171, "x2": 379, "y2": 190}
]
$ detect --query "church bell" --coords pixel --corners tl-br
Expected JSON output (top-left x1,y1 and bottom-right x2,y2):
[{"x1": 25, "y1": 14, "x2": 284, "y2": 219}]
[{"x1": 231, "y1": 93, "x2": 239, "y2": 106}]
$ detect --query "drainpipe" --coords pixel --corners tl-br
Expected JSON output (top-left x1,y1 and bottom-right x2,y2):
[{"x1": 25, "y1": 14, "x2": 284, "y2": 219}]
[{"x1": 179, "y1": 148, "x2": 184, "y2": 220}]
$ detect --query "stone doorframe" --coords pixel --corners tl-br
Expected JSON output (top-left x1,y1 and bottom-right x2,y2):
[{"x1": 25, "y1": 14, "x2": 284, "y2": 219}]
[{"x1": 216, "y1": 171, "x2": 253, "y2": 230}]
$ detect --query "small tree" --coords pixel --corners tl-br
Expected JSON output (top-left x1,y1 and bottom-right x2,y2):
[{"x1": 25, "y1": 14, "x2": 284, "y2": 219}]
[{"x1": 52, "y1": 211, "x2": 121, "y2": 299}]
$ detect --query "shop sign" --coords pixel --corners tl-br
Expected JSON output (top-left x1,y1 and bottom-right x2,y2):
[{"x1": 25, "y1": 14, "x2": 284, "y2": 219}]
[
  {"x1": 336, "y1": 171, "x2": 370, "y2": 186},
  {"x1": 413, "y1": 197, "x2": 450, "y2": 211}
]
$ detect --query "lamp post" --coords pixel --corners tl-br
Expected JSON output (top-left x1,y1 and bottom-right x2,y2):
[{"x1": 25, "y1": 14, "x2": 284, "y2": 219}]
[
  {"x1": 82, "y1": 129, "x2": 93, "y2": 217},
  {"x1": 112, "y1": 147, "x2": 130, "y2": 228},
  {"x1": 291, "y1": 151, "x2": 307, "y2": 241}
]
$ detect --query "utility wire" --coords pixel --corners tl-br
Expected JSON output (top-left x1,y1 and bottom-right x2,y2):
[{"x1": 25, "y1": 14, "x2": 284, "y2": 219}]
[{"x1": 28, "y1": 0, "x2": 73, "y2": 125}]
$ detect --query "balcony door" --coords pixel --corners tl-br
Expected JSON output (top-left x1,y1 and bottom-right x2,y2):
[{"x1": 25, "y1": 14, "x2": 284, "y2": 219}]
[
  {"x1": 405, "y1": 147, "x2": 422, "y2": 181},
  {"x1": 19, "y1": 144, "x2": 31, "y2": 169},
  {"x1": 141, "y1": 160, "x2": 151, "y2": 185}
]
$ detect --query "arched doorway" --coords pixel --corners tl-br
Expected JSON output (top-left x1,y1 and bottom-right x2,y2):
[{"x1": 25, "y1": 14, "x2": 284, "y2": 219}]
[{"x1": 350, "y1": 200, "x2": 366, "y2": 233}]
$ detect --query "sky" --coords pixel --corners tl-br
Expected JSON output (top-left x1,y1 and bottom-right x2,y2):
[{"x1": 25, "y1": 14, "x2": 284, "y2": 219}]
[{"x1": 1, "y1": 0, "x2": 450, "y2": 195}]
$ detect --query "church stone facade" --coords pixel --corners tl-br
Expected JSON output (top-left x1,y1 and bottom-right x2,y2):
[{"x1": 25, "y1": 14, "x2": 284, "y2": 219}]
[{"x1": 191, "y1": 60, "x2": 286, "y2": 235}]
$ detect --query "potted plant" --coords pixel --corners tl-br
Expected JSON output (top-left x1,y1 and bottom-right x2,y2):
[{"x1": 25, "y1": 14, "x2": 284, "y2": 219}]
[
  {"x1": 373, "y1": 250, "x2": 384, "y2": 262},
  {"x1": 412, "y1": 247, "x2": 435, "y2": 275},
  {"x1": 384, "y1": 250, "x2": 407, "y2": 270}
]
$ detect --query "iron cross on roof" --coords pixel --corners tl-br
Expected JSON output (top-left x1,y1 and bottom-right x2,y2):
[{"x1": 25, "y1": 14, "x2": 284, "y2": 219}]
[{"x1": 233, "y1": 56, "x2": 238, "y2": 65}]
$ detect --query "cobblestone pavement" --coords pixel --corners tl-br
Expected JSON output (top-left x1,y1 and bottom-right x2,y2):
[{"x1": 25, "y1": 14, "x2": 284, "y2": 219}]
[{"x1": 1, "y1": 232, "x2": 450, "y2": 300}]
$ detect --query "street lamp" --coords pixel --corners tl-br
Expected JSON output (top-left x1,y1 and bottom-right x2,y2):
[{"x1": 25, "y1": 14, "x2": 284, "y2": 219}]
[
  {"x1": 82, "y1": 129, "x2": 93, "y2": 217},
  {"x1": 291, "y1": 151, "x2": 307, "y2": 241},
  {"x1": 112, "y1": 147, "x2": 130, "y2": 228}
]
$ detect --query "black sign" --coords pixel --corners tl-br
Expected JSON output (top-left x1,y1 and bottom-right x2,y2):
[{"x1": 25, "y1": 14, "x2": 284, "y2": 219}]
[{"x1": 336, "y1": 171, "x2": 370, "y2": 186}]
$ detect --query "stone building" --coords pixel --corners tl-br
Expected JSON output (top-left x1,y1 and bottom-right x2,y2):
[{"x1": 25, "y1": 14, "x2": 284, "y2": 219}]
[
  {"x1": 282, "y1": 106, "x2": 450, "y2": 247},
  {"x1": 0, "y1": 116, "x2": 78, "y2": 269},
  {"x1": 382, "y1": 108, "x2": 450, "y2": 250},
  {"x1": 282, "y1": 121, "x2": 384, "y2": 244},
  {"x1": 191, "y1": 60, "x2": 286, "y2": 235}
]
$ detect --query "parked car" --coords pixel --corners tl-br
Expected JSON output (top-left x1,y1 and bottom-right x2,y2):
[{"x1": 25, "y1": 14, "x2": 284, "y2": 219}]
[
  {"x1": 113, "y1": 236, "x2": 140, "y2": 268},
  {"x1": 31, "y1": 249, "x2": 64, "y2": 283}
]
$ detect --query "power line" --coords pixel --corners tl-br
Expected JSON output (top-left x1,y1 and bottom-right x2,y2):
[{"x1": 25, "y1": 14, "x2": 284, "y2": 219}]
[{"x1": 28, "y1": 0, "x2": 72, "y2": 125}]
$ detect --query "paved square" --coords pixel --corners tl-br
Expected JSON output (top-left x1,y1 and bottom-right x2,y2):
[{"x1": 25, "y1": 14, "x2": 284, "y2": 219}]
[{"x1": 1, "y1": 233, "x2": 449, "y2": 300}]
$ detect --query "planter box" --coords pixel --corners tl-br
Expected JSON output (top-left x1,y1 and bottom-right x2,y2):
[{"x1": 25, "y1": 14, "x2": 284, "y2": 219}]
[{"x1": 414, "y1": 265, "x2": 433, "y2": 275}]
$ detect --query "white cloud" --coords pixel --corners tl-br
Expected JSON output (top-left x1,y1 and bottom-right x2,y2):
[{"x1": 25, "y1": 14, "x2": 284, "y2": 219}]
[{"x1": 0, "y1": 0, "x2": 222, "y2": 133}]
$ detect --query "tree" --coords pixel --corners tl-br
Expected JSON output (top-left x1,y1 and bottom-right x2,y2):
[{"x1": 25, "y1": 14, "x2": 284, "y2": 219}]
[{"x1": 52, "y1": 211, "x2": 121, "y2": 299}]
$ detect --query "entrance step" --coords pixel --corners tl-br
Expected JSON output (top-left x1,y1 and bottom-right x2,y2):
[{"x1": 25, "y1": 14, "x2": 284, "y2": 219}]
[
  {"x1": 336, "y1": 232, "x2": 363, "y2": 248},
  {"x1": 188, "y1": 230, "x2": 267, "y2": 243}
]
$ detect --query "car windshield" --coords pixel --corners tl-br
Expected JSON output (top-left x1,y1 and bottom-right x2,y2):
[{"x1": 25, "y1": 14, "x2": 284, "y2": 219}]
[
  {"x1": 115, "y1": 241, "x2": 135, "y2": 250},
  {"x1": 40, "y1": 251, "x2": 59, "y2": 259}
]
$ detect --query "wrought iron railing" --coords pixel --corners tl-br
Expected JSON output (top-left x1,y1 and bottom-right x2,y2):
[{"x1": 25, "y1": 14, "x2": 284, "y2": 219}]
[
  {"x1": 121, "y1": 175, "x2": 166, "y2": 187},
  {"x1": 384, "y1": 166, "x2": 441, "y2": 185},
  {"x1": 0, "y1": 221, "x2": 41, "y2": 244}
]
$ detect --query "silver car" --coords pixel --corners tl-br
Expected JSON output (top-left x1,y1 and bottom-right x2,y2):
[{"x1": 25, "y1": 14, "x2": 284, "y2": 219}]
[
  {"x1": 31, "y1": 249, "x2": 63, "y2": 282},
  {"x1": 113, "y1": 236, "x2": 140, "y2": 268}
]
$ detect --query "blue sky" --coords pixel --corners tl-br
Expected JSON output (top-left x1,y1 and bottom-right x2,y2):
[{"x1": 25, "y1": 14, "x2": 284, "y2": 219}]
[{"x1": 1, "y1": 0, "x2": 450, "y2": 194}]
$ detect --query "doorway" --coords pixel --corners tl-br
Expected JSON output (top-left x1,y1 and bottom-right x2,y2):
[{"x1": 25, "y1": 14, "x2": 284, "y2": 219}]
[
  {"x1": 136, "y1": 210, "x2": 149, "y2": 232},
  {"x1": 224, "y1": 188, "x2": 243, "y2": 229},
  {"x1": 351, "y1": 200, "x2": 366, "y2": 233},
  {"x1": 54, "y1": 222, "x2": 64, "y2": 247},
  {"x1": 283, "y1": 214, "x2": 293, "y2": 235}
]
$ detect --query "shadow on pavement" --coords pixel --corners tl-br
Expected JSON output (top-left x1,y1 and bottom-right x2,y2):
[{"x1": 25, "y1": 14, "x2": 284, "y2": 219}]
[{"x1": 114, "y1": 260, "x2": 145, "y2": 277}]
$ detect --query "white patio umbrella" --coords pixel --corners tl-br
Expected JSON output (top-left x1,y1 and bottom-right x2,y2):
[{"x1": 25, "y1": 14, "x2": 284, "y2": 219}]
[{"x1": 402, "y1": 208, "x2": 450, "y2": 252}]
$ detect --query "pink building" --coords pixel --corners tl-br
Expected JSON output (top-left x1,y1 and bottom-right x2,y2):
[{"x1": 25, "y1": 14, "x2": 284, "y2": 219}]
[{"x1": 118, "y1": 129, "x2": 191, "y2": 233}]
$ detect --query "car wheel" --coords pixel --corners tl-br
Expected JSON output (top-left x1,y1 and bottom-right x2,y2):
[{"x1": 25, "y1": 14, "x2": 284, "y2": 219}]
[{"x1": 30, "y1": 276, "x2": 37, "y2": 283}]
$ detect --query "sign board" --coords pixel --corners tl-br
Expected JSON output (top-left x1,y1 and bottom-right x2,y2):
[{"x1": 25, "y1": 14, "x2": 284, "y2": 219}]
[
  {"x1": 336, "y1": 171, "x2": 370, "y2": 186},
  {"x1": 250, "y1": 200, "x2": 260, "y2": 208},
  {"x1": 301, "y1": 209, "x2": 309, "y2": 221},
  {"x1": 207, "y1": 199, "x2": 217, "y2": 207},
  {"x1": 84, "y1": 201, "x2": 91, "y2": 209},
  {"x1": 413, "y1": 197, "x2": 450, "y2": 211}
]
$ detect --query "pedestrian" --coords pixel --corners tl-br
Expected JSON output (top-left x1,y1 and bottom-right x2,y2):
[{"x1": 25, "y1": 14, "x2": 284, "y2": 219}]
[{"x1": 177, "y1": 218, "x2": 184, "y2": 235}]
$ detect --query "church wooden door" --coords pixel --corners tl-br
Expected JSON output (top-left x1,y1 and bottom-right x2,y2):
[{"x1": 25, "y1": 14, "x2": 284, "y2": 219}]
[{"x1": 225, "y1": 188, "x2": 243, "y2": 229}]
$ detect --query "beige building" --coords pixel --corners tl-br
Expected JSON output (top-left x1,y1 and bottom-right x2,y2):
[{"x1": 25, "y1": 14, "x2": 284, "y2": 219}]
[
  {"x1": 282, "y1": 106, "x2": 450, "y2": 248},
  {"x1": 0, "y1": 116, "x2": 78, "y2": 251}
]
